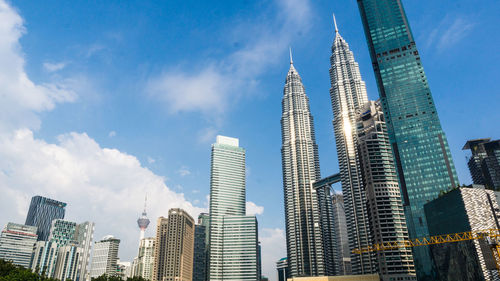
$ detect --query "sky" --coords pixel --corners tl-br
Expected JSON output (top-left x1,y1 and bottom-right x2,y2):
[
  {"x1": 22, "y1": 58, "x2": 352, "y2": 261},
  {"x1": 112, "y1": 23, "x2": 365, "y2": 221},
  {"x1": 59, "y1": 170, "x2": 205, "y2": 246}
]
[{"x1": 0, "y1": 0, "x2": 499, "y2": 279}]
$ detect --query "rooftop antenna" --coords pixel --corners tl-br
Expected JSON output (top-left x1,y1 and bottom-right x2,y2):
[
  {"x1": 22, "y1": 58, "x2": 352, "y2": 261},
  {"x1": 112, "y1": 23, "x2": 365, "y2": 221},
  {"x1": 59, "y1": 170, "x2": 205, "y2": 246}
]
[
  {"x1": 333, "y1": 13, "x2": 339, "y2": 33},
  {"x1": 289, "y1": 47, "x2": 294, "y2": 64}
]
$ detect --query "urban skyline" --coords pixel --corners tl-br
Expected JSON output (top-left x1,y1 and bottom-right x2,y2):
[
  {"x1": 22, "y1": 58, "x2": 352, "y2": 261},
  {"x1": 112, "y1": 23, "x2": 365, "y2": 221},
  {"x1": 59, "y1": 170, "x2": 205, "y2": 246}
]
[{"x1": 0, "y1": 0, "x2": 498, "y2": 280}]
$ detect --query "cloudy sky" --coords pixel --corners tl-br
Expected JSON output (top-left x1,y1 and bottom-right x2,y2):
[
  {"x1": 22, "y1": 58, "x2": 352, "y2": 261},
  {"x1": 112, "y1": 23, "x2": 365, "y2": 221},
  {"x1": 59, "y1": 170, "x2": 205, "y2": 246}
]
[{"x1": 0, "y1": 0, "x2": 498, "y2": 279}]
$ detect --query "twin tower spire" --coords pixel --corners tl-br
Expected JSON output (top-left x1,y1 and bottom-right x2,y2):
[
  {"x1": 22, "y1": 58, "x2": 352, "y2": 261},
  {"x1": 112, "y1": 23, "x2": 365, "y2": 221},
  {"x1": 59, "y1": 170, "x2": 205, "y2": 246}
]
[{"x1": 289, "y1": 14, "x2": 339, "y2": 65}]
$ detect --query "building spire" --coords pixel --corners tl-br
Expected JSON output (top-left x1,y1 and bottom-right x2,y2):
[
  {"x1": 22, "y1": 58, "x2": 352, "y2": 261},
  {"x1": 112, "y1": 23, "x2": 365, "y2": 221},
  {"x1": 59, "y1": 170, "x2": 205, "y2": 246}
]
[
  {"x1": 333, "y1": 13, "x2": 338, "y2": 33},
  {"x1": 143, "y1": 195, "x2": 147, "y2": 214},
  {"x1": 289, "y1": 47, "x2": 293, "y2": 65}
]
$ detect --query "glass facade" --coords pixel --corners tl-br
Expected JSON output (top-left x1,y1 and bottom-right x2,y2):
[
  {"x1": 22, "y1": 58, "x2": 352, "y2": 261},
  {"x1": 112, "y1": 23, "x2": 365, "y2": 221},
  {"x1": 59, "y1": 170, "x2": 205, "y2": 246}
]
[
  {"x1": 89, "y1": 235, "x2": 120, "y2": 278},
  {"x1": 463, "y1": 139, "x2": 500, "y2": 190},
  {"x1": 356, "y1": 1, "x2": 459, "y2": 278},
  {"x1": 0, "y1": 223, "x2": 37, "y2": 268},
  {"x1": 25, "y1": 195, "x2": 67, "y2": 241},
  {"x1": 208, "y1": 136, "x2": 258, "y2": 280}
]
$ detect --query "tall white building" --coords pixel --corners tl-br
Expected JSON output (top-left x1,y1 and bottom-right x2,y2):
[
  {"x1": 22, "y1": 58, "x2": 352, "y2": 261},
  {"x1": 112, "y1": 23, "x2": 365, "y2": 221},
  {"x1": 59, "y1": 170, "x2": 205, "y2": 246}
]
[
  {"x1": 133, "y1": 237, "x2": 155, "y2": 280},
  {"x1": 0, "y1": 223, "x2": 37, "y2": 268},
  {"x1": 90, "y1": 235, "x2": 120, "y2": 278},
  {"x1": 208, "y1": 136, "x2": 259, "y2": 280},
  {"x1": 328, "y1": 16, "x2": 374, "y2": 274},
  {"x1": 281, "y1": 51, "x2": 324, "y2": 277}
]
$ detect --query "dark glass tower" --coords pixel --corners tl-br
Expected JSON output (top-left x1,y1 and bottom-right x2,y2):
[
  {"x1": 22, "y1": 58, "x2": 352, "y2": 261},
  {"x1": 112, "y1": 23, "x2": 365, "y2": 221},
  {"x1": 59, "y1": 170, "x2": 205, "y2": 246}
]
[
  {"x1": 25, "y1": 196, "x2": 67, "y2": 241},
  {"x1": 463, "y1": 139, "x2": 500, "y2": 190},
  {"x1": 356, "y1": 1, "x2": 459, "y2": 279}
]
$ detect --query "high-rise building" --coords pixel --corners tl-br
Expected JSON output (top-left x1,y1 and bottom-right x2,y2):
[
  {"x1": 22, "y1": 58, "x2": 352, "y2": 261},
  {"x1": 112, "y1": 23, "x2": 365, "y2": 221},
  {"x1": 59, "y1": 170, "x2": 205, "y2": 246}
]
[
  {"x1": 357, "y1": 101, "x2": 416, "y2": 280},
  {"x1": 313, "y1": 173, "x2": 340, "y2": 276},
  {"x1": 463, "y1": 139, "x2": 500, "y2": 190},
  {"x1": 89, "y1": 235, "x2": 120, "y2": 278},
  {"x1": 276, "y1": 257, "x2": 290, "y2": 281},
  {"x1": 117, "y1": 260, "x2": 132, "y2": 280},
  {"x1": 193, "y1": 224, "x2": 207, "y2": 281},
  {"x1": 133, "y1": 237, "x2": 155, "y2": 280},
  {"x1": 159, "y1": 208, "x2": 195, "y2": 281},
  {"x1": 0, "y1": 223, "x2": 37, "y2": 268},
  {"x1": 31, "y1": 220, "x2": 94, "y2": 281},
  {"x1": 25, "y1": 195, "x2": 67, "y2": 241},
  {"x1": 331, "y1": 193, "x2": 351, "y2": 275},
  {"x1": 208, "y1": 135, "x2": 259, "y2": 280},
  {"x1": 356, "y1": 1, "x2": 459, "y2": 278},
  {"x1": 137, "y1": 196, "x2": 151, "y2": 242},
  {"x1": 281, "y1": 51, "x2": 324, "y2": 277},
  {"x1": 153, "y1": 216, "x2": 168, "y2": 281},
  {"x1": 328, "y1": 16, "x2": 373, "y2": 275},
  {"x1": 424, "y1": 186, "x2": 500, "y2": 280}
]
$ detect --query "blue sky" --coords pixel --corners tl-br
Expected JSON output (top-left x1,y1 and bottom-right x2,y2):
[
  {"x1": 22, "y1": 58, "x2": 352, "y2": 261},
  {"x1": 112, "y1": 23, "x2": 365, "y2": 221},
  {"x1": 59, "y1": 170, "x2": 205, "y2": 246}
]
[{"x1": 0, "y1": 0, "x2": 499, "y2": 279}]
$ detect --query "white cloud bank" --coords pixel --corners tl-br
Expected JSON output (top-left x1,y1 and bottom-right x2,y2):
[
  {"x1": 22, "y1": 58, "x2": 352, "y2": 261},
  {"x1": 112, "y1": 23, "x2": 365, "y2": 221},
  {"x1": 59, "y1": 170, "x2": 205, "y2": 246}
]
[
  {"x1": 246, "y1": 201, "x2": 264, "y2": 216},
  {"x1": 0, "y1": 0, "x2": 204, "y2": 266}
]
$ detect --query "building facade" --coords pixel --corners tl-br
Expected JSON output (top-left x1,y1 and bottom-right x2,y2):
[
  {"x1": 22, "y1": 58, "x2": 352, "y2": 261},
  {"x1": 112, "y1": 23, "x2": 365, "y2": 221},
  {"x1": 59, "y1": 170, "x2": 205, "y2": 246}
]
[
  {"x1": 328, "y1": 17, "x2": 374, "y2": 275},
  {"x1": 356, "y1": 0, "x2": 459, "y2": 278},
  {"x1": 153, "y1": 217, "x2": 168, "y2": 281},
  {"x1": 276, "y1": 257, "x2": 289, "y2": 281},
  {"x1": 25, "y1": 196, "x2": 67, "y2": 241},
  {"x1": 357, "y1": 101, "x2": 416, "y2": 280},
  {"x1": 208, "y1": 136, "x2": 259, "y2": 280},
  {"x1": 463, "y1": 139, "x2": 500, "y2": 190},
  {"x1": 0, "y1": 223, "x2": 37, "y2": 268},
  {"x1": 281, "y1": 53, "x2": 324, "y2": 277},
  {"x1": 331, "y1": 193, "x2": 351, "y2": 275},
  {"x1": 193, "y1": 224, "x2": 207, "y2": 281},
  {"x1": 89, "y1": 235, "x2": 120, "y2": 278},
  {"x1": 163, "y1": 208, "x2": 195, "y2": 281},
  {"x1": 424, "y1": 187, "x2": 500, "y2": 280},
  {"x1": 134, "y1": 237, "x2": 155, "y2": 280}
]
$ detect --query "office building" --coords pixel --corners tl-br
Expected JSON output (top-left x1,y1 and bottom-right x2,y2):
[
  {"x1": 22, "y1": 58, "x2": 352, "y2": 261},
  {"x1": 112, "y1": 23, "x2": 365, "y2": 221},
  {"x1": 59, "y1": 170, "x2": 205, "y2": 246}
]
[
  {"x1": 276, "y1": 257, "x2": 289, "y2": 281},
  {"x1": 0, "y1": 223, "x2": 37, "y2": 268},
  {"x1": 153, "y1": 217, "x2": 168, "y2": 281},
  {"x1": 117, "y1": 261, "x2": 132, "y2": 279},
  {"x1": 463, "y1": 139, "x2": 500, "y2": 190},
  {"x1": 89, "y1": 235, "x2": 120, "y2": 278},
  {"x1": 134, "y1": 237, "x2": 155, "y2": 280},
  {"x1": 208, "y1": 136, "x2": 259, "y2": 280},
  {"x1": 357, "y1": 101, "x2": 416, "y2": 280},
  {"x1": 328, "y1": 15, "x2": 374, "y2": 275},
  {"x1": 25, "y1": 195, "x2": 67, "y2": 241},
  {"x1": 74, "y1": 221, "x2": 95, "y2": 281},
  {"x1": 331, "y1": 193, "x2": 351, "y2": 275},
  {"x1": 52, "y1": 244, "x2": 83, "y2": 281},
  {"x1": 424, "y1": 186, "x2": 500, "y2": 280},
  {"x1": 193, "y1": 224, "x2": 207, "y2": 281},
  {"x1": 281, "y1": 52, "x2": 324, "y2": 277},
  {"x1": 357, "y1": 0, "x2": 459, "y2": 278}
]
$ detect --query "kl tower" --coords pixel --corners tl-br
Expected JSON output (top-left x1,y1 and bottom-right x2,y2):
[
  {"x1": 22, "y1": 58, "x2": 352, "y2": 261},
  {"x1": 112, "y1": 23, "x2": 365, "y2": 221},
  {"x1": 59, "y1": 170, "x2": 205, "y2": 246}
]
[{"x1": 137, "y1": 196, "x2": 150, "y2": 241}]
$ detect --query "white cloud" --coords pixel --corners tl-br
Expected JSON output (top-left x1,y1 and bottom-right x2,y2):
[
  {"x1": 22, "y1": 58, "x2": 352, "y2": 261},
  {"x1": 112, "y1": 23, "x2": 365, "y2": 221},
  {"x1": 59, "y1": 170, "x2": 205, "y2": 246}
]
[
  {"x1": 423, "y1": 15, "x2": 475, "y2": 51},
  {"x1": 246, "y1": 201, "x2": 264, "y2": 216},
  {"x1": 260, "y1": 228, "x2": 286, "y2": 280},
  {"x1": 0, "y1": 1, "x2": 77, "y2": 132},
  {"x1": 43, "y1": 61, "x2": 67, "y2": 72},
  {"x1": 108, "y1": 131, "x2": 116, "y2": 137},
  {"x1": 0, "y1": 0, "x2": 205, "y2": 265},
  {"x1": 0, "y1": 129, "x2": 205, "y2": 262},
  {"x1": 146, "y1": 0, "x2": 312, "y2": 118},
  {"x1": 176, "y1": 166, "x2": 191, "y2": 177}
]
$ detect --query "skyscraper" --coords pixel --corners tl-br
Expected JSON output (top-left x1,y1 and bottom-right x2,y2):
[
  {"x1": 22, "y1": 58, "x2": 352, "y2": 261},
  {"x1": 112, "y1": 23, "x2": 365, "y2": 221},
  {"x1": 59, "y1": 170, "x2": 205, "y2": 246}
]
[
  {"x1": 137, "y1": 196, "x2": 150, "y2": 242},
  {"x1": 133, "y1": 237, "x2": 155, "y2": 280},
  {"x1": 281, "y1": 51, "x2": 324, "y2": 277},
  {"x1": 463, "y1": 139, "x2": 500, "y2": 190},
  {"x1": 357, "y1": 101, "x2": 415, "y2": 280},
  {"x1": 0, "y1": 223, "x2": 37, "y2": 268},
  {"x1": 208, "y1": 135, "x2": 259, "y2": 280},
  {"x1": 276, "y1": 257, "x2": 289, "y2": 281},
  {"x1": 25, "y1": 195, "x2": 67, "y2": 241},
  {"x1": 89, "y1": 235, "x2": 120, "y2": 278},
  {"x1": 165, "y1": 208, "x2": 195, "y2": 281},
  {"x1": 328, "y1": 16, "x2": 373, "y2": 274},
  {"x1": 193, "y1": 224, "x2": 207, "y2": 281},
  {"x1": 331, "y1": 193, "x2": 351, "y2": 275},
  {"x1": 356, "y1": 1, "x2": 459, "y2": 278},
  {"x1": 153, "y1": 217, "x2": 168, "y2": 281}
]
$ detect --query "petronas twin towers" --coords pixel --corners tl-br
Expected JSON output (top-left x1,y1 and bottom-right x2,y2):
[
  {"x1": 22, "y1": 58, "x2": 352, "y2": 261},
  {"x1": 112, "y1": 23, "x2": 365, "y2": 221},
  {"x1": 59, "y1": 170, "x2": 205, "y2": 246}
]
[{"x1": 281, "y1": 12, "x2": 421, "y2": 280}]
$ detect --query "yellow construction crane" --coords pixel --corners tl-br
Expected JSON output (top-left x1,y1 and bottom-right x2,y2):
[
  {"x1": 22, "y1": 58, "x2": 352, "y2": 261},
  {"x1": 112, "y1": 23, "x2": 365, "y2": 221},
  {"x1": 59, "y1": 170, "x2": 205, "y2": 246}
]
[{"x1": 352, "y1": 228, "x2": 500, "y2": 270}]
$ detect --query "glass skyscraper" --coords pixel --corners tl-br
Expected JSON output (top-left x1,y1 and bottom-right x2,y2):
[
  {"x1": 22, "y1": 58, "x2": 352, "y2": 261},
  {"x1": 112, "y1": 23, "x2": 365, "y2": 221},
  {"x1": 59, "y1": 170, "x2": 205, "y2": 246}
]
[
  {"x1": 356, "y1": 1, "x2": 459, "y2": 278},
  {"x1": 25, "y1": 195, "x2": 67, "y2": 241},
  {"x1": 0, "y1": 223, "x2": 38, "y2": 268},
  {"x1": 281, "y1": 53, "x2": 324, "y2": 277},
  {"x1": 208, "y1": 136, "x2": 259, "y2": 281}
]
